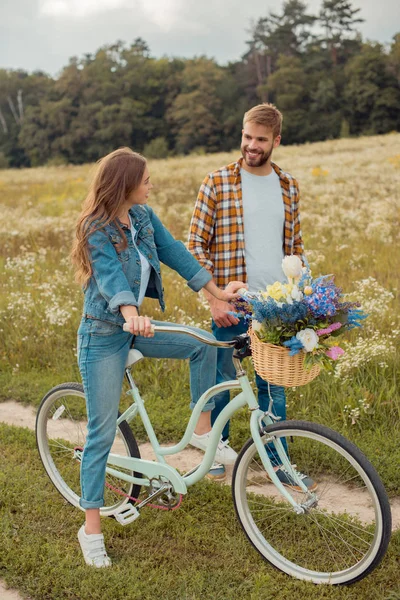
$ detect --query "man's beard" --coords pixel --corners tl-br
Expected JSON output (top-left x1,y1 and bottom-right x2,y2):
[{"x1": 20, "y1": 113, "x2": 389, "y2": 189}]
[{"x1": 241, "y1": 145, "x2": 273, "y2": 168}]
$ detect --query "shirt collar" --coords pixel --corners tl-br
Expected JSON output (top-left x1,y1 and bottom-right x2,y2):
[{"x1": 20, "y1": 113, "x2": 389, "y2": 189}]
[{"x1": 234, "y1": 157, "x2": 289, "y2": 183}]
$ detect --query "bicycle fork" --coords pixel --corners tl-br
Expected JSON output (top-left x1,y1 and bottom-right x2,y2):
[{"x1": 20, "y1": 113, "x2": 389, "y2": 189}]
[
  {"x1": 249, "y1": 409, "x2": 316, "y2": 514},
  {"x1": 235, "y1": 373, "x2": 315, "y2": 513}
]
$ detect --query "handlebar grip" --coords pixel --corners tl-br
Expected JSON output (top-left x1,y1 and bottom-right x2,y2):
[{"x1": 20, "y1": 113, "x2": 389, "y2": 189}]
[{"x1": 123, "y1": 322, "x2": 156, "y2": 334}]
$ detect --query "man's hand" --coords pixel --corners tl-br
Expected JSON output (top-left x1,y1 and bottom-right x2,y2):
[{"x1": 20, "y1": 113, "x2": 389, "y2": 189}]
[
  {"x1": 209, "y1": 297, "x2": 239, "y2": 328},
  {"x1": 202, "y1": 279, "x2": 246, "y2": 328}
]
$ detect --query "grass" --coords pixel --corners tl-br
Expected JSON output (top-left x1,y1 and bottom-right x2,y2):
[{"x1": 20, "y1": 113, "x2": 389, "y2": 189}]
[
  {"x1": 0, "y1": 134, "x2": 399, "y2": 597},
  {"x1": 1, "y1": 423, "x2": 400, "y2": 600}
]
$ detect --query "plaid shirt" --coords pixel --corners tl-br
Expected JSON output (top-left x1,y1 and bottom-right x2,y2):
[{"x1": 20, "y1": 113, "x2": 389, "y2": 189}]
[{"x1": 188, "y1": 158, "x2": 304, "y2": 288}]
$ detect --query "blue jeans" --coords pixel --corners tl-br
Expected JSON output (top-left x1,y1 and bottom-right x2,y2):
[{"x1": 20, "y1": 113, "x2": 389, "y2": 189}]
[
  {"x1": 77, "y1": 317, "x2": 217, "y2": 509},
  {"x1": 211, "y1": 319, "x2": 288, "y2": 462}
]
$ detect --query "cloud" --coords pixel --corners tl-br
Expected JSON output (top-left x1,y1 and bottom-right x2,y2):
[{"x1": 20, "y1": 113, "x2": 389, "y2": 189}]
[
  {"x1": 39, "y1": 0, "x2": 130, "y2": 18},
  {"x1": 138, "y1": 0, "x2": 184, "y2": 31},
  {"x1": 39, "y1": 0, "x2": 185, "y2": 29}
]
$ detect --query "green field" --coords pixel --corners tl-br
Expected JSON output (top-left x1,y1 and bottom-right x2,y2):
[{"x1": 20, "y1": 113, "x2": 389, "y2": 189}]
[{"x1": 0, "y1": 135, "x2": 399, "y2": 599}]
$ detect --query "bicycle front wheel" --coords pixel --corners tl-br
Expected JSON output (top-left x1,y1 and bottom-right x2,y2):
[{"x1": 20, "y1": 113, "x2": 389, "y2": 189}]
[
  {"x1": 36, "y1": 382, "x2": 142, "y2": 517},
  {"x1": 232, "y1": 420, "x2": 391, "y2": 585}
]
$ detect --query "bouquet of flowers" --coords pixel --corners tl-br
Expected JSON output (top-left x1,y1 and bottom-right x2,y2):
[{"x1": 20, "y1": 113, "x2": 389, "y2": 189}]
[{"x1": 234, "y1": 255, "x2": 366, "y2": 382}]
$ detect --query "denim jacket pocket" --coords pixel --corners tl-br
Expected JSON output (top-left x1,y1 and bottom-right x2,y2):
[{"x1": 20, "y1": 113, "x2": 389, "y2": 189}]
[
  {"x1": 138, "y1": 224, "x2": 156, "y2": 248},
  {"x1": 109, "y1": 233, "x2": 130, "y2": 262}
]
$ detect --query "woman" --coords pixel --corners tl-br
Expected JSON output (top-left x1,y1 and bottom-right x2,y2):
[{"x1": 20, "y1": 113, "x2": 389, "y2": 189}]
[{"x1": 71, "y1": 148, "x2": 244, "y2": 567}]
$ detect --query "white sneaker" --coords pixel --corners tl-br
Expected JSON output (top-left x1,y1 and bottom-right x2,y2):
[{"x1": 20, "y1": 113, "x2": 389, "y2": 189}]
[
  {"x1": 78, "y1": 525, "x2": 112, "y2": 568},
  {"x1": 190, "y1": 432, "x2": 238, "y2": 465}
]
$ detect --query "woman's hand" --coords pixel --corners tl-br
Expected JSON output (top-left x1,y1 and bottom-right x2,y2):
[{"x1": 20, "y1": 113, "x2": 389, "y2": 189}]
[
  {"x1": 218, "y1": 281, "x2": 247, "y2": 303},
  {"x1": 125, "y1": 315, "x2": 154, "y2": 337},
  {"x1": 120, "y1": 305, "x2": 154, "y2": 337}
]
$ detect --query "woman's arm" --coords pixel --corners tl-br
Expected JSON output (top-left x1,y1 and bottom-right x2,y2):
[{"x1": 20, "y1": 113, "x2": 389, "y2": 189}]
[
  {"x1": 88, "y1": 229, "x2": 139, "y2": 314},
  {"x1": 203, "y1": 279, "x2": 245, "y2": 303}
]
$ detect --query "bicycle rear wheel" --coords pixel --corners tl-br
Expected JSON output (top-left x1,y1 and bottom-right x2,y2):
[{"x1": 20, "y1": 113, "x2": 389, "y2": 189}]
[
  {"x1": 36, "y1": 382, "x2": 142, "y2": 517},
  {"x1": 232, "y1": 420, "x2": 391, "y2": 585}
]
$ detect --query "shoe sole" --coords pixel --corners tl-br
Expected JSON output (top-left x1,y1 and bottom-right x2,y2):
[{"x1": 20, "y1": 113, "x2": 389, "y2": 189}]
[
  {"x1": 265, "y1": 474, "x2": 318, "y2": 493},
  {"x1": 206, "y1": 471, "x2": 227, "y2": 481}
]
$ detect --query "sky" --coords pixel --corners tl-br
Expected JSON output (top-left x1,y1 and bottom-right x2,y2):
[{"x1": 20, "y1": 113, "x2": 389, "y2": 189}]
[{"x1": 1, "y1": 0, "x2": 399, "y2": 76}]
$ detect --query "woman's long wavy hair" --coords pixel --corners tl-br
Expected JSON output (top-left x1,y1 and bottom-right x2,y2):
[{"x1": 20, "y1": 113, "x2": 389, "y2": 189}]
[{"x1": 71, "y1": 147, "x2": 147, "y2": 287}]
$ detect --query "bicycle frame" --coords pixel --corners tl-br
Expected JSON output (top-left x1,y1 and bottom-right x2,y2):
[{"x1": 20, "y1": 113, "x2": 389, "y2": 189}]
[{"x1": 107, "y1": 354, "x2": 310, "y2": 509}]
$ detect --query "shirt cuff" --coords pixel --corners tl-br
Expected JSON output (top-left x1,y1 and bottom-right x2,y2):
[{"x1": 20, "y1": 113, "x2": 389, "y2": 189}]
[
  {"x1": 109, "y1": 291, "x2": 139, "y2": 314},
  {"x1": 186, "y1": 267, "x2": 212, "y2": 292}
]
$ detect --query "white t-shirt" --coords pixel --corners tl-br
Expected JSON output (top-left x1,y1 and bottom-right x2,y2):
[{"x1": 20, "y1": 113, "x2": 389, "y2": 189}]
[
  {"x1": 241, "y1": 168, "x2": 285, "y2": 292},
  {"x1": 129, "y1": 216, "x2": 152, "y2": 306}
]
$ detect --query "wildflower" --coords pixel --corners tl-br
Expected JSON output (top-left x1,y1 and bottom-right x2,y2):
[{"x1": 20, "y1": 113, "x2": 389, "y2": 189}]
[
  {"x1": 283, "y1": 336, "x2": 304, "y2": 356},
  {"x1": 326, "y1": 346, "x2": 345, "y2": 360},
  {"x1": 252, "y1": 320, "x2": 263, "y2": 332},
  {"x1": 317, "y1": 322, "x2": 342, "y2": 336},
  {"x1": 296, "y1": 328, "x2": 319, "y2": 352},
  {"x1": 282, "y1": 255, "x2": 303, "y2": 280},
  {"x1": 264, "y1": 281, "x2": 287, "y2": 302}
]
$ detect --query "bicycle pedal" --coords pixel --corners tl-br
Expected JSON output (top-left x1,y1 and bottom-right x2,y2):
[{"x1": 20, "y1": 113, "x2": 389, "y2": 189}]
[{"x1": 113, "y1": 504, "x2": 140, "y2": 526}]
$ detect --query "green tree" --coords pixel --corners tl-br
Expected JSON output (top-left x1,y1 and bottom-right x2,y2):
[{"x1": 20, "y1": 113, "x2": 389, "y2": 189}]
[
  {"x1": 319, "y1": 0, "x2": 364, "y2": 65},
  {"x1": 267, "y1": 56, "x2": 310, "y2": 143},
  {"x1": 167, "y1": 58, "x2": 226, "y2": 154},
  {"x1": 0, "y1": 69, "x2": 53, "y2": 166},
  {"x1": 244, "y1": 0, "x2": 317, "y2": 102},
  {"x1": 344, "y1": 43, "x2": 400, "y2": 135},
  {"x1": 19, "y1": 98, "x2": 76, "y2": 165},
  {"x1": 388, "y1": 33, "x2": 400, "y2": 85}
]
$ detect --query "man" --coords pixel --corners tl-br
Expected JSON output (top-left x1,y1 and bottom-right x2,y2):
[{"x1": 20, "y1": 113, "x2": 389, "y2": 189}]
[{"x1": 188, "y1": 102, "x2": 315, "y2": 490}]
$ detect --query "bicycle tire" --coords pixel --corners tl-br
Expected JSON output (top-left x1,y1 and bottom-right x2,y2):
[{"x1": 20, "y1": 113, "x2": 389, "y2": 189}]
[
  {"x1": 232, "y1": 420, "x2": 391, "y2": 585},
  {"x1": 36, "y1": 382, "x2": 142, "y2": 517}
]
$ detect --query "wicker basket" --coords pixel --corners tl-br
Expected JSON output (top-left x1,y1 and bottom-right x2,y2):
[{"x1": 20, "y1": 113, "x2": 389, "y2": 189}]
[{"x1": 249, "y1": 327, "x2": 321, "y2": 387}]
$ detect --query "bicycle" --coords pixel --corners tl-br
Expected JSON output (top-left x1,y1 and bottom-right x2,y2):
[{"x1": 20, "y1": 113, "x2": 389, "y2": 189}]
[{"x1": 35, "y1": 324, "x2": 391, "y2": 585}]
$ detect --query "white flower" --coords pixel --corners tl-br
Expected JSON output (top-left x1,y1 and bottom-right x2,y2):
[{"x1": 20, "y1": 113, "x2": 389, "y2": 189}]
[
  {"x1": 252, "y1": 319, "x2": 262, "y2": 332},
  {"x1": 282, "y1": 255, "x2": 303, "y2": 280},
  {"x1": 296, "y1": 328, "x2": 319, "y2": 352},
  {"x1": 290, "y1": 284, "x2": 303, "y2": 302}
]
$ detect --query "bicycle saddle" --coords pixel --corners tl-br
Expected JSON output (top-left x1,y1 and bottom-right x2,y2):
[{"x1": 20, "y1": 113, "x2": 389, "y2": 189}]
[{"x1": 125, "y1": 349, "x2": 144, "y2": 368}]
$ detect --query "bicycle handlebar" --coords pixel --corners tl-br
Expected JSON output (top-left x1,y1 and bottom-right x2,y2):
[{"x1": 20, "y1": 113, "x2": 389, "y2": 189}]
[{"x1": 122, "y1": 322, "x2": 238, "y2": 348}]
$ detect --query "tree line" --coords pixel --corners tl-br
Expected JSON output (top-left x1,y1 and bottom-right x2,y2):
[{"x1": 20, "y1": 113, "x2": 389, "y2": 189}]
[{"x1": 0, "y1": 0, "x2": 399, "y2": 168}]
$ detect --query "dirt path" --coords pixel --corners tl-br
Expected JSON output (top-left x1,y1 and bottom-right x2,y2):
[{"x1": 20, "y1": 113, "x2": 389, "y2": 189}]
[
  {"x1": 1, "y1": 399, "x2": 400, "y2": 600},
  {"x1": 2, "y1": 399, "x2": 400, "y2": 529},
  {"x1": 0, "y1": 582, "x2": 27, "y2": 600}
]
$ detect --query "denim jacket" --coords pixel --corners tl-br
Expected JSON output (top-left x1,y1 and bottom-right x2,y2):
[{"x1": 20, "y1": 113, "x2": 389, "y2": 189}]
[{"x1": 82, "y1": 204, "x2": 212, "y2": 325}]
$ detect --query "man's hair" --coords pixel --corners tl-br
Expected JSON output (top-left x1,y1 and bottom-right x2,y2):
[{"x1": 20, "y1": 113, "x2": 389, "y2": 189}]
[{"x1": 243, "y1": 103, "x2": 283, "y2": 138}]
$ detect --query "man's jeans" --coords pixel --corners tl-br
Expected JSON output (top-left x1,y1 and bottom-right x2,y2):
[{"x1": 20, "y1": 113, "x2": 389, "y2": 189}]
[
  {"x1": 77, "y1": 317, "x2": 217, "y2": 509},
  {"x1": 211, "y1": 319, "x2": 288, "y2": 462}
]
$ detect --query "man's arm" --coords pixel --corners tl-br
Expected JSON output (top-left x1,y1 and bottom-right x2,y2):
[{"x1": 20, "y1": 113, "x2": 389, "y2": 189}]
[
  {"x1": 189, "y1": 174, "x2": 239, "y2": 327},
  {"x1": 188, "y1": 173, "x2": 216, "y2": 271},
  {"x1": 292, "y1": 178, "x2": 305, "y2": 260}
]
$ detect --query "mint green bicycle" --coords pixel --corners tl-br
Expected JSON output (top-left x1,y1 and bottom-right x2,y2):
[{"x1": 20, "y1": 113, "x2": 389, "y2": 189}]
[{"x1": 36, "y1": 325, "x2": 391, "y2": 585}]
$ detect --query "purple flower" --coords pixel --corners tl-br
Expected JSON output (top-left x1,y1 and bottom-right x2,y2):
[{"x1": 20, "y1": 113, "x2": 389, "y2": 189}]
[
  {"x1": 317, "y1": 322, "x2": 342, "y2": 336},
  {"x1": 326, "y1": 346, "x2": 345, "y2": 360}
]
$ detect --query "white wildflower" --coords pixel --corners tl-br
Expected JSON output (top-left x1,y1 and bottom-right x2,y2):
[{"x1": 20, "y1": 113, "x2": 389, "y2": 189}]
[{"x1": 296, "y1": 328, "x2": 319, "y2": 352}]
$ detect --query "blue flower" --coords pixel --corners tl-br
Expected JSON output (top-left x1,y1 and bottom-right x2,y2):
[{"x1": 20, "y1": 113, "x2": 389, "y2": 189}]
[
  {"x1": 283, "y1": 336, "x2": 304, "y2": 356},
  {"x1": 346, "y1": 307, "x2": 368, "y2": 329}
]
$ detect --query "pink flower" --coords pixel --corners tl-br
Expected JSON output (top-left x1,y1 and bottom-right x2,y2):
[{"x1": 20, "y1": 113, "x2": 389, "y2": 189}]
[
  {"x1": 326, "y1": 346, "x2": 345, "y2": 360},
  {"x1": 317, "y1": 322, "x2": 342, "y2": 336}
]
